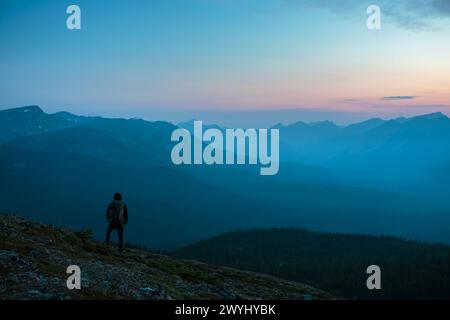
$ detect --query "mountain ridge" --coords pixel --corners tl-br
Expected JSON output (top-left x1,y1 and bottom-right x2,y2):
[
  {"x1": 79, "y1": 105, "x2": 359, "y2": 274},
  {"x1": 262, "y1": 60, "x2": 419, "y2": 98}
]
[{"x1": 2, "y1": 105, "x2": 449, "y2": 131}]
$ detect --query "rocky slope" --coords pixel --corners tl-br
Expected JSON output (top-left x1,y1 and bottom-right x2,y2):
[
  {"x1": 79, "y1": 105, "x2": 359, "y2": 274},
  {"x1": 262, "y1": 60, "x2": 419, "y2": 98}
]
[{"x1": 0, "y1": 214, "x2": 336, "y2": 300}]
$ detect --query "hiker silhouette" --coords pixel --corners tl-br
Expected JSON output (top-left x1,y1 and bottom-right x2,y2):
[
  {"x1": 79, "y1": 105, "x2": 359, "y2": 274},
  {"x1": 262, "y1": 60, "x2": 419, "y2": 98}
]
[{"x1": 106, "y1": 193, "x2": 128, "y2": 252}]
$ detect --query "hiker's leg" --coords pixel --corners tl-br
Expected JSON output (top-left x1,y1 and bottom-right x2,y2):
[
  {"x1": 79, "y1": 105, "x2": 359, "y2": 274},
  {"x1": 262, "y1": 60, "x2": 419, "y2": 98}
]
[
  {"x1": 106, "y1": 223, "x2": 113, "y2": 245},
  {"x1": 117, "y1": 225, "x2": 124, "y2": 252}
]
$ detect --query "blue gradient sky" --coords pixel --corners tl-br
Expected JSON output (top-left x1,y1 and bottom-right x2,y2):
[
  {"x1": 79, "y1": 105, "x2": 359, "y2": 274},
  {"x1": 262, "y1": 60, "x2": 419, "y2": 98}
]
[{"x1": 1, "y1": 0, "x2": 449, "y2": 125}]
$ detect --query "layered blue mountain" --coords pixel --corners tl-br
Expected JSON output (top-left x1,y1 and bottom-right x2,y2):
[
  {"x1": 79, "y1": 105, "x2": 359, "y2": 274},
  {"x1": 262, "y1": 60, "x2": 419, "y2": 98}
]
[
  {"x1": 276, "y1": 113, "x2": 450, "y2": 200},
  {"x1": 276, "y1": 112, "x2": 450, "y2": 169},
  {"x1": 0, "y1": 106, "x2": 74, "y2": 142},
  {"x1": 1, "y1": 106, "x2": 450, "y2": 248}
]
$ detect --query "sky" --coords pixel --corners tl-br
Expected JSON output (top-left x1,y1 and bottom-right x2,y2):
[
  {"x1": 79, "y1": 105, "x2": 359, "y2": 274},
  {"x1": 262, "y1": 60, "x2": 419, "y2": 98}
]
[{"x1": 1, "y1": 0, "x2": 450, "y2": 125}]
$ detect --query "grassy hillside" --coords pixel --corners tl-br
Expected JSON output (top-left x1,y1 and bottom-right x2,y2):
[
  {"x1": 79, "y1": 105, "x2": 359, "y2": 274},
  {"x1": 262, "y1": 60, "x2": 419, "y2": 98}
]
[
  {"x1": 0, "y1": 214, "x2": 336, "y2": 300},
  {"x1": 175, "y1": 229, "x2": 450, "y2": 299}
]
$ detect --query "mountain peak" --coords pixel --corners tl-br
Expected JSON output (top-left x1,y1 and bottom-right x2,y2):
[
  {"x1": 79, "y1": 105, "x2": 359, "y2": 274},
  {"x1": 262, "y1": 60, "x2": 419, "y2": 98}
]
[
  {"x1": 418, "y1": 112, "x2": 448, "y2": 120},
  {"x1": 403, "y1": 112, "x2": 449, "y2": 123},
  {"x1": 311, "y1": 120, "x2": 338, "y2": 128},
  {"x1": 272, "y1": 122, "x2": 284, "y2": 129},
  {"x1": 1, "y1": 105, "x2": 44, "y2": 115},
  {"x1": 177, "y1": 119, "x2": 198, "y2": 127}
]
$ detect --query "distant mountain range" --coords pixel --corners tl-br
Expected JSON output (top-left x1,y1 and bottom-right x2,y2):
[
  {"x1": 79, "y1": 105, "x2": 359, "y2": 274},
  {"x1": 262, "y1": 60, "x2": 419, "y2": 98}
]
[
  {"x1": 1, "y1": 105, "x2": 450, "y2": 248},
  {"x1": 1, "y1": 106, "x2": 176, "y2": 165},
  {"x1": 276, "y1": 112, "x2": 450, "y2": 177}
]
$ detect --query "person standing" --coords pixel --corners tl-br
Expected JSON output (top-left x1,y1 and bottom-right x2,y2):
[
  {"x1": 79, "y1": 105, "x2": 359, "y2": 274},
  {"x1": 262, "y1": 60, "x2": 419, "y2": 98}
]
[{"x1": 106, "y1": 192, "x2": 128, "y2": 252}]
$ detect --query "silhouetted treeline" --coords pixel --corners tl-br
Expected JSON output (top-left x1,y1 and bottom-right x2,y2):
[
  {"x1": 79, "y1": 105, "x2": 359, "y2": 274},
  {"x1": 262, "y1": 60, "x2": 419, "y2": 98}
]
[{"x1": 174, "y1": 229, "x2": 450, "y2": 299}]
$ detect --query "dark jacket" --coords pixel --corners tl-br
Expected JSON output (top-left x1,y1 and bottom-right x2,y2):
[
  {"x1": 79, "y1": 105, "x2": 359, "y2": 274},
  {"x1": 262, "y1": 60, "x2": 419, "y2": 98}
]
[{"x1": 106, "y1": 200, "x2": 128, "y2": 225}]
